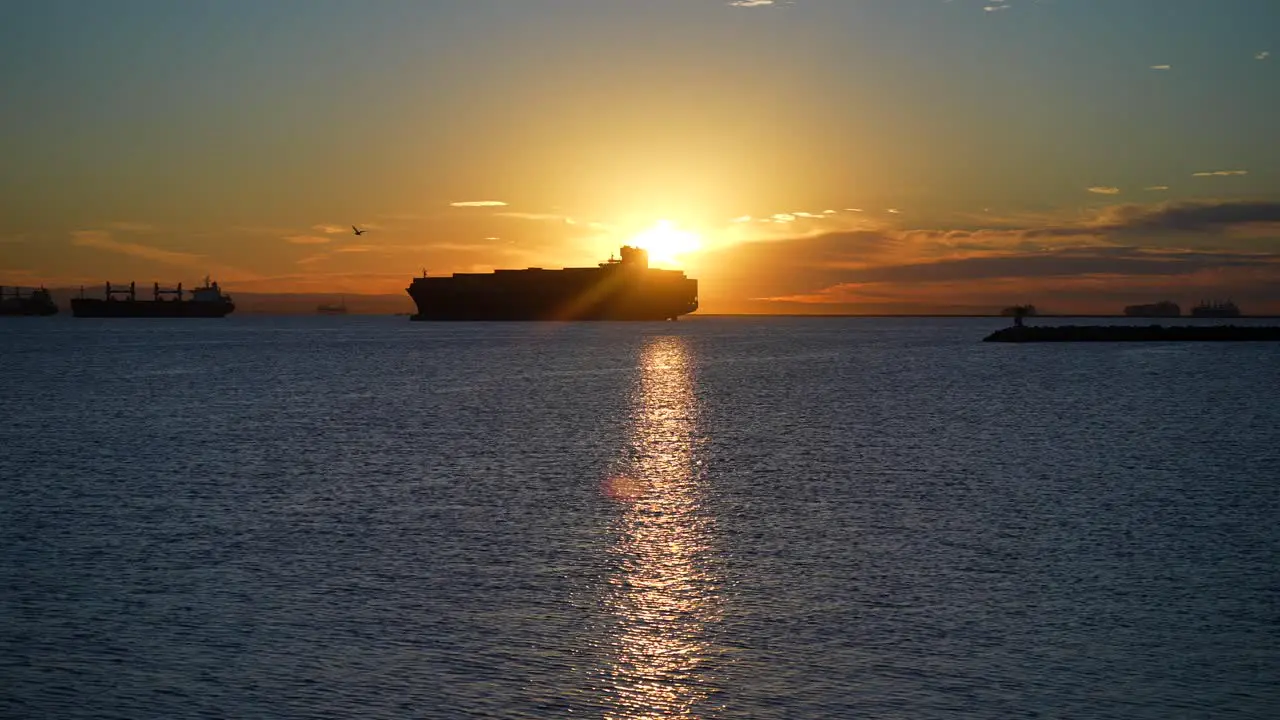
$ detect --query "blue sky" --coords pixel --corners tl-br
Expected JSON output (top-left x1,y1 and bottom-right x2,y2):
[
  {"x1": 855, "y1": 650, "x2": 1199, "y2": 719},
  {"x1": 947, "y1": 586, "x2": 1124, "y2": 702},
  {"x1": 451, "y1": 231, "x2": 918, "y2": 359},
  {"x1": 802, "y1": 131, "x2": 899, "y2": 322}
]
[{"x1": 2, "y1": 0, "x2": 1278, "y2": 312}]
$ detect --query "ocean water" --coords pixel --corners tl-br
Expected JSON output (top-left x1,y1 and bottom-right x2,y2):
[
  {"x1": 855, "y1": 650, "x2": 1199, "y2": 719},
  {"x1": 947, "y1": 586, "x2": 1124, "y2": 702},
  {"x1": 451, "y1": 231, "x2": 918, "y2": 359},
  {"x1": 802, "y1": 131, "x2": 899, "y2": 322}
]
[{"x1": 1, "y1": 316, "x2": 1278, "y2": 719}]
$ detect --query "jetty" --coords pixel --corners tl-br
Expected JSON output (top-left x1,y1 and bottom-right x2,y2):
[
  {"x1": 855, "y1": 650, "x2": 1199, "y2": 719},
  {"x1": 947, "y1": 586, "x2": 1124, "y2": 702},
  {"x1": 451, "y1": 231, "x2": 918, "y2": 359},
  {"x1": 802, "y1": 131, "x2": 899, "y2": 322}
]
[{"x1": 984, "y1": 324, "x2": 1280, "y2": 343}]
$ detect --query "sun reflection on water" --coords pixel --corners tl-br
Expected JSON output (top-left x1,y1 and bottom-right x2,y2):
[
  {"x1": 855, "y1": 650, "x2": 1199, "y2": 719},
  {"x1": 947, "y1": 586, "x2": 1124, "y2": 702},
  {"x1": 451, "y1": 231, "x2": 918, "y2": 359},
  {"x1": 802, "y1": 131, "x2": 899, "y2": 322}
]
[{"x1": 603, "y1": 336, "x2": 722, "y2": 719}]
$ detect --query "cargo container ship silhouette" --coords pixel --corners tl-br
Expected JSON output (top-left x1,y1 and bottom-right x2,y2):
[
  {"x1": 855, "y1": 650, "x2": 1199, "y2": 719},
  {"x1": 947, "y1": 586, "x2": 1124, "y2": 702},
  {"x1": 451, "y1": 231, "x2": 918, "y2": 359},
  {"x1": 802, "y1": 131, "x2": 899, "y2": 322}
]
[{"x1": 406, "y1": 246, "x2": 698, "y2": 321}]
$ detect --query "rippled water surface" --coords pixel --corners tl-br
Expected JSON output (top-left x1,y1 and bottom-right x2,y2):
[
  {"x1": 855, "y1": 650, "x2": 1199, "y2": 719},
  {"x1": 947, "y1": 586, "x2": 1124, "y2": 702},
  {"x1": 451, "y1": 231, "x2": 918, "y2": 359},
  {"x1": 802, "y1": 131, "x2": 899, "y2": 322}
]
[{"x1": 2, "y1": 316, "x2": 1278, "y2": 718}]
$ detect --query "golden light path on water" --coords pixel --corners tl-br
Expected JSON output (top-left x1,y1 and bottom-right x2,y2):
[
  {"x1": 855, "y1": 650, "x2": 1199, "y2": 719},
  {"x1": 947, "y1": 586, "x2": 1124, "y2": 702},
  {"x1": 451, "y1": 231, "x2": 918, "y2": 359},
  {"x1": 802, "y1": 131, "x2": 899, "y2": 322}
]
[{"x1": 602, "y1": 336, "x2": 722, "y2": 719}]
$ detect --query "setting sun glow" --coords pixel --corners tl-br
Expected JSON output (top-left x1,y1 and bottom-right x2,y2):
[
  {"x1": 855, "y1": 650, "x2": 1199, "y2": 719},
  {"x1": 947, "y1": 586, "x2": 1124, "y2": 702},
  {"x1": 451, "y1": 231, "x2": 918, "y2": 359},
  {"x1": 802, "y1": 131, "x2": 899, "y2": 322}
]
[
  {"x1": 3, "y1": 2, "x2": 1280, "y2": 316},
  {"x1": 628, "y1": 220, "x2": 702, "y2": 266}
]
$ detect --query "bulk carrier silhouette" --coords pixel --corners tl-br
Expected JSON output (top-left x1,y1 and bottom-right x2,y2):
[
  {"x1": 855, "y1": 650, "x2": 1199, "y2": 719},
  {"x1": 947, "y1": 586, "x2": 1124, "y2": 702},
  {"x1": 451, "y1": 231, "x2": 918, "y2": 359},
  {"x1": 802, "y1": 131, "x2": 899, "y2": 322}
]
[
  {"x1": 71, "y1": 278, "x2": 235, "y2": 318},
  {"x1": 406, "y1": 246, "x2": 698, "y2": 321},
  {"x1": 0, "y1": 286, "x2": 58, "y2": 316}
]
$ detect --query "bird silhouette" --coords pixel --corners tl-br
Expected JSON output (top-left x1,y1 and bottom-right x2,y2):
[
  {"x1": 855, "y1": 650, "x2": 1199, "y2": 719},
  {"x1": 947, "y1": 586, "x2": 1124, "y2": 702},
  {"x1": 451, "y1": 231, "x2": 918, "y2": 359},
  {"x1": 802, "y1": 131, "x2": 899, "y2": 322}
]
[{"x1": 352, "y1": 225, "x2": 367, "y2": 236}]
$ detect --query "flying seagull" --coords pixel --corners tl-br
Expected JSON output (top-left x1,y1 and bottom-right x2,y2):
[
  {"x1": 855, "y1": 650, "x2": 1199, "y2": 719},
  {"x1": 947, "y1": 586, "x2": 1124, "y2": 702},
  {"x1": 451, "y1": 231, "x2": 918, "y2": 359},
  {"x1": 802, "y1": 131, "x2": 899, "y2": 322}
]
[{"x1": 352, "y1": 225, "x2": 367, "y2": 236}]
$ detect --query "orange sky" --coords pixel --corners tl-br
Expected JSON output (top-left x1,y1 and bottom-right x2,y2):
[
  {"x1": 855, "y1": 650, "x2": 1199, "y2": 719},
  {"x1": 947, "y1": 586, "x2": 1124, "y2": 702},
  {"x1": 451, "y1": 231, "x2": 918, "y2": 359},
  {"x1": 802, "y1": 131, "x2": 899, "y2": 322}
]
[
  {"x1": 7, "y1": 204, "x2": 1279, "y2": 315},
  {"x1": 2, "y1": 1, "x2": 1278, "y2": 314}
]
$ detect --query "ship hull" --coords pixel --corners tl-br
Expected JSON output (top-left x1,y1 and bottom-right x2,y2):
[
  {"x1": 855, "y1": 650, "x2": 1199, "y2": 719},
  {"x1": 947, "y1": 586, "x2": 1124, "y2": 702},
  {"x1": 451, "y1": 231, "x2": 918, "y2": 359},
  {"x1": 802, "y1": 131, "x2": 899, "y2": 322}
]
[
  {"x1": 407, "y1": 287, "x2": 697, "y2": 321},
  {"x1": 0, "y1": 304, "x2": 58, "y2": 317},
  {"x1": 409, "y1": 311, "x2": 688, "y2": 321},
  {"x1": 70, "y1": 299, "x2": 234, "y2": 318}
]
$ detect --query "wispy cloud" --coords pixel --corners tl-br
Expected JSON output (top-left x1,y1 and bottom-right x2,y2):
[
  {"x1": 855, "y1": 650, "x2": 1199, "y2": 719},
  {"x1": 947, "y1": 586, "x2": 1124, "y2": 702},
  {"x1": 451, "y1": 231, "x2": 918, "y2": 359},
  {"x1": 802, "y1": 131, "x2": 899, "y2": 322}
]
[
  {"x1": 1145, "y1": 186, "x2": 1170, "y2": 191},
  {"x1": 450, "y1": 200, "x2": 508, "y2": 208},
  {"x1": 689, "y1": 199, "x2": 1280, "y2": 313},
  {"x1": 1150, "y1": 64, "x2": 1171, "y2": 71},
  {"x1": 728, "y1": 0, "x2": 779, "y2": 7},
  {"x1": 69, "y1": 229, "x2": 257, "y2": 280},
  {"x1": 1192, "y1": 169, "x2": 1248, "y2": 177},
  {"x1": 105, "y1": 221, "x2": 156, "y2": 232},
  {"x1": 983, "y1": 4, "x2": 1011, "y2": 12},
  {"x1": 292, "y1": 243, "x2": 387, "y2": 264},
  {"x1": 1091, "y1": 200, "x2": 1280, "y2": 233},
  {"x1": 0, "y1": 268, "x2": 38, "y2": 286},
  {"x1": 70, "y1": 230, "x2": 205, "y2": 266},
  {"x1": 231, "y1": 225, "x2": 296, "y2": 236},
  {"x1": 495, "y1": 211, "x2": 576, "y2": 223},
  {"x1": 1087, "y1": 186, "x2": 1122, "y2": 195},
  {"x1": 1257, "y1": 51, "x2": 1271, "y2": 61},
  {"x1": 284, "y1": 235, "x2": 331, "y2": 245},
  {"x1": 312, "y1": 224, "x2": 348, "y2": 234}
]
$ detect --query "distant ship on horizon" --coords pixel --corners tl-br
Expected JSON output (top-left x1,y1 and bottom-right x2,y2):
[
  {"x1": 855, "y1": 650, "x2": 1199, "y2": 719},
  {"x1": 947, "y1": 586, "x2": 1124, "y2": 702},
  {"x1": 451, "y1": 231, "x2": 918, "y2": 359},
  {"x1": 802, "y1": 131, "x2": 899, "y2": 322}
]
[
  {"x1": 316, "y1": 296, "x2": 348, "y2": 315},
  {"x1": 406, "y1": 245, "x2": 698, "y2": 321},
  {"x1": 71, "y1": 278, "x2": 235, "y2": 318},
  {"x1": 1124, "y1": 300, "x2": 1181, "y2": 317},
  {"x1": 1190, "y1": 300, "x2": 1241, "y2": 318},
  {"x1": 0, "y1": 286, "x2": 58, "y2": 316}
]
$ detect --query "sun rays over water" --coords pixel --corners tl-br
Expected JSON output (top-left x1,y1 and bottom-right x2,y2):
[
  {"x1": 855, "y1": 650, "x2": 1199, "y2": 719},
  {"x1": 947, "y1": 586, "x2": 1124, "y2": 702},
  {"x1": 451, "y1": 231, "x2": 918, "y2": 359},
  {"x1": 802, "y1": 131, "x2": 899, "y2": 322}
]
[{"x1": 601, "y1": 337, "x2": 722, "y2": 718}]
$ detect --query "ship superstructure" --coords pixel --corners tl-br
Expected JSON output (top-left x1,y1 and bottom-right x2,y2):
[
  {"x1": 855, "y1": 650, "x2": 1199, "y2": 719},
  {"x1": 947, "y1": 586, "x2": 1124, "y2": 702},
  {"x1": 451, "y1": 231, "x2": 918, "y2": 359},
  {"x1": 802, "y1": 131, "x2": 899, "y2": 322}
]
[{"x1": 406, "y1": 246, "x2": 698, "y2": 321}]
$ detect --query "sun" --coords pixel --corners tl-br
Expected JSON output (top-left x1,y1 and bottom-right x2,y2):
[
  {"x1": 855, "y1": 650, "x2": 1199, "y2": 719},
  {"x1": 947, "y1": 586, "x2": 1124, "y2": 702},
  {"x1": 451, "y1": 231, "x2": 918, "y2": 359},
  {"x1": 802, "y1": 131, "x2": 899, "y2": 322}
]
[{"x1": 627, "y1": 220, "x2": 702, "y2": 266}]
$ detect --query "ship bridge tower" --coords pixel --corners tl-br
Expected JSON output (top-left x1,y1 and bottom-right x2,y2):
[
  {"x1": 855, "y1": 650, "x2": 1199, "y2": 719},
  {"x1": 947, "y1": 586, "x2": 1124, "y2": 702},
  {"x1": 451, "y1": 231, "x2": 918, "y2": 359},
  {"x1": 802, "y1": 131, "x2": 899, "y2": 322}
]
[{"x1": 618, "y1": 245, "x2": 649, "y2": 269}]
